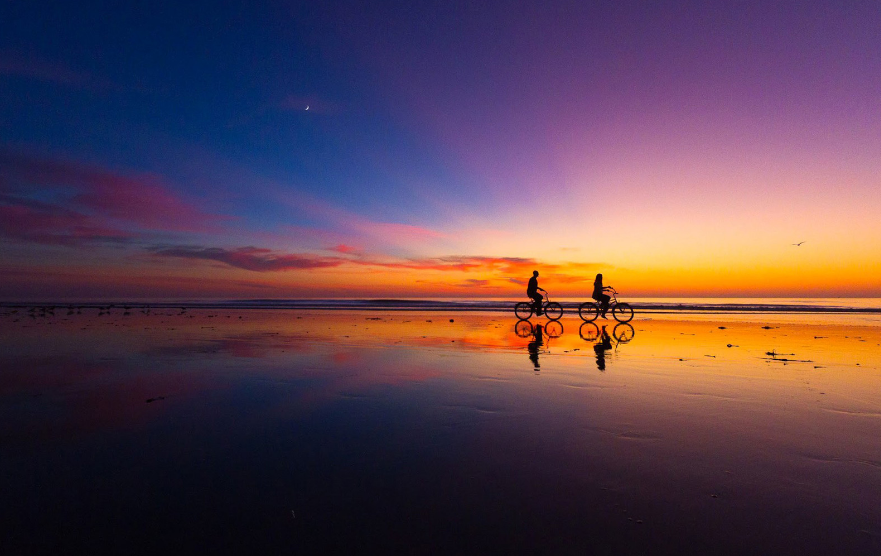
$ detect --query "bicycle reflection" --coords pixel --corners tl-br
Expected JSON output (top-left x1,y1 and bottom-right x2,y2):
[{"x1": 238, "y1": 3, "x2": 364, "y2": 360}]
[
  {"x1": 515, "y1": 320, "x2": 563, "y2": 371},
  {"x1": 579, "y1": 322, "x2": 635, "y2": 371}
]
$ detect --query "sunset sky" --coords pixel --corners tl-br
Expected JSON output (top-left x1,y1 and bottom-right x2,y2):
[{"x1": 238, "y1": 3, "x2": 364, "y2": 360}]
[{"x1": 2, "y1": 0, "x2": 880, "y2": 300}]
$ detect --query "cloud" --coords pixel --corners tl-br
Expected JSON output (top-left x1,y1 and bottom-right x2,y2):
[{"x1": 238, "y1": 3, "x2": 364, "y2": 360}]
[
  {"x1": 454, "y1": 279, "x2": 489, "y2": 287},
  {"x1": 148, "y1": 244, "x2": 604, "y2": 287},
  {"x1": 0, "y1": 194, "x2": 133, "y2": 246},
  {"x1": 0, "y1": 150, "x2": 227, "y2": 245},
  {"x1": 327, "y1": 244, "x2": 360, "y2": 254},
  {"x1": 376, "y1": 255, "x2": 536, "y2": 272},
  {"x1": 151, "y1": 246, "x2": 343, "y2": 272}
]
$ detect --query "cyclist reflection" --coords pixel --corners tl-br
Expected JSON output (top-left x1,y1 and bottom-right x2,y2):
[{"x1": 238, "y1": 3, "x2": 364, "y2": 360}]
[
  {"x1": 528, "y1": 324, "x2": 544, "y2": 370},
  {"x1": 594, "y1": 326, "x2": 613, "y2": 371},
  {"x1": 579, "y1": 322, "x2": 635, "y2": 371}
]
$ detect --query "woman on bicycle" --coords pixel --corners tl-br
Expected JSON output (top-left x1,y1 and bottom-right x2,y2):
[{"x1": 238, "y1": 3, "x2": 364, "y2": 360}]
[{"x1": 592, "y1": 273, "x2": 612, "y2": 319}]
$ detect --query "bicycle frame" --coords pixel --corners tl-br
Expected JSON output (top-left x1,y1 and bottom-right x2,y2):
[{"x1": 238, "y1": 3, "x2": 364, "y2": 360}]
[
  {"x1": 527, "y1": 291, "x2": 551, "y2": 309},
  {"x1": 606, "y1": 288, "x2": 620, "y2": 306},
  {"x1": 539, "y1": 291, "x2": 551, "y2": 309}
]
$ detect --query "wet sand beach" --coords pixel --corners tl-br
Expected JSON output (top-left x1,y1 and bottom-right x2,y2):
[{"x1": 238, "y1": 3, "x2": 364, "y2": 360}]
[{"x1": 2, "y1": 308, "x2": 880, "y2": 554}]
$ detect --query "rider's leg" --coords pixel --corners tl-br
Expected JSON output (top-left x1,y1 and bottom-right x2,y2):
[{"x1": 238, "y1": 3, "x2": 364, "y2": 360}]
[
  {"x1": 600, "y1": 294, "x2": 610, "y2": 317},
  {"x1": 531, "y1": 293, "x2": 543, "y2": 315}
]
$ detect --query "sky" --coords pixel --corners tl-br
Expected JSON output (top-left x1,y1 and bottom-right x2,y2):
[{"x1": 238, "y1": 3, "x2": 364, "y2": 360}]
[{"x1": 1, "y1": 0, "x2": 880, "y2": 300}]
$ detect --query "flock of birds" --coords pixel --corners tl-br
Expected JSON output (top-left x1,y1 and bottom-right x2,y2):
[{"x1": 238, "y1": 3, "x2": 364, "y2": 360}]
[{"x1": 2, "y1": 305, "x2": 190, "y2": 321}]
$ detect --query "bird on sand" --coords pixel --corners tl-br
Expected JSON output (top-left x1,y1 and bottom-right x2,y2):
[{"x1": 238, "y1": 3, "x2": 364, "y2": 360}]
[{"x1": 792, "y1": 241, "x2": 805, "y2": 246}]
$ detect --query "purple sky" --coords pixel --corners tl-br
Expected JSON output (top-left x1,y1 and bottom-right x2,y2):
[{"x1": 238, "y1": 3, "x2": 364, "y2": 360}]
[{"x1": 2, "y1": 1, "x2": 880, "y2": 299}]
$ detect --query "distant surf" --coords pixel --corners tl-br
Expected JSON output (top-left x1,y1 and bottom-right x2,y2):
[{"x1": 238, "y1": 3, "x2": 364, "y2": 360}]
[{"x1": 4, "y1": 298, "x2": 880, "y2": 313}]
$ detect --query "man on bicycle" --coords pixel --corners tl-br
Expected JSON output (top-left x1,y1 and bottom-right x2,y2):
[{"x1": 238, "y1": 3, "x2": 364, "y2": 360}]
[{"x1": 527, "y1": 270, "x2": 545, "y2": 316}]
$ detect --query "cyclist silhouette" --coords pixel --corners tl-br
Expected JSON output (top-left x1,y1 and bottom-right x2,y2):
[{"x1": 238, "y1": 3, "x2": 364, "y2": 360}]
[
  {"x1": 527, "y1": 270, "x2": 546, "y2": 316},
  {"x1": 593, "y1": 273, "x2": 612, "y2": 319}
]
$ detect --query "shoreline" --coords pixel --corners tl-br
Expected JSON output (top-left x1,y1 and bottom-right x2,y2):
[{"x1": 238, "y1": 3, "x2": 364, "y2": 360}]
[{"x1": 2, "y1": 297, "x2": 881, "y2": 314}]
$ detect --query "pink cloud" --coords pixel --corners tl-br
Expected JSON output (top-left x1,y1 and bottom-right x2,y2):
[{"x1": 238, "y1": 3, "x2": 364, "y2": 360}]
[
  {"x1": 328, "y1": 244, "x2": 360, "y2": 254},
  {"x1": 151, "y1": 246, "x2": 344, "y2": 271},
  {"x1": 0, "y1": 150, "x2": 226, "y2": 240},
  {"x1": 149, "y1": 244, "x2": 593, "y2": 280},
  {"x1": 0, "y1": 195, "x2": 134, "y2": 246},
  {"x1": 146, "y1": 240, "x2": 606, "y2": 297}
]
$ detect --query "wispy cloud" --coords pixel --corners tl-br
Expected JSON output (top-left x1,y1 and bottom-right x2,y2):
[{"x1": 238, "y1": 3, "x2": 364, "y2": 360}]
[
  {"x1": 148, "y1": 243, "x2": 604, "y2": 285},
  {"x1": 327, "y1": 244, "x2": 360, "y2": 254},
  {"x1": 0, "y1": 195, "x2": 134, "y2": 246},
  {"x1": 0, "y1": 150, "x2": 227, "y2": 246},
  {"x1": 454, "y1": 278, "x2": 489, "y2": 287},
  {"x1": 150, "y1": 246, "x2": 344, "y2": 271},
  {"x1": 376, "y1": 255, "x2": 535, "y2": 272}
]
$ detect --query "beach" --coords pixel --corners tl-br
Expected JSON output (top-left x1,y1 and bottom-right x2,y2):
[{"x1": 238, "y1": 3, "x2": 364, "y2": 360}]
[{"x1": 2, "y1": 306, "x2": 880, "y2": 554}]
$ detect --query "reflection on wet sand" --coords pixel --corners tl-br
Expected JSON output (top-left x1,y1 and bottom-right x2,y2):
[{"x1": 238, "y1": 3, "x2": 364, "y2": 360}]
[
  {"x1": 1, "y1": 309, "x2": 881, "y2": 554},
  {"x1": 593, "y1": 326, "x2": 613, "y2": 371},
  {"x1": 527, "y1": 323, "x2": 543, "y2": 370},
  {"x1": 577, "y1": 322, "x2": 636, "y2": 371},
  {"x1": 516, "y1": 320, "x2": 565, "y2": 371}
]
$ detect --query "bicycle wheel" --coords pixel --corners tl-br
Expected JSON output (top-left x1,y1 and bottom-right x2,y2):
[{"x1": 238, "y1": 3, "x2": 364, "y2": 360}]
[
  {"x1": 579, "y1": 301, "x2": 599, "y2": 322},
  {"x1": 545, "y1": 320, "x2": 563, "y2": 338},
  {"x1": 544, "y1": 302, "x2": 563, "y2": 320},
  {"x1": 579, "y1": 321, "x2": 600, "y2": 341},
  {"x1": 612, "y1": 323, "x2": 635, "y2": 343},
  {"x1": 515, "y1": 319, "x2": 534, "y2": 338},
  {"x1": 612, "y1": 302, "x2": 634, "y2": 323},
  {"x1": 514, "y1": 302, "x2": 533, "y2": 320}
]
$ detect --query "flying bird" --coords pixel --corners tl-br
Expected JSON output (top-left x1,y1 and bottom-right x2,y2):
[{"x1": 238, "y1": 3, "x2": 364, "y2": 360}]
[{"x1": 792, "y1": 241, "x2": 805, "y2": 246}]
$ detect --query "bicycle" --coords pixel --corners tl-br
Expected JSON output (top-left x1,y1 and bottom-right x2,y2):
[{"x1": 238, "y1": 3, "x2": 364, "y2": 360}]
[
  {"x1": 515, "y1": 291, "x2": 563, "y2": 321},
  {"x1": 578, "y1": 287, "x2": 634, "y2": 322}
]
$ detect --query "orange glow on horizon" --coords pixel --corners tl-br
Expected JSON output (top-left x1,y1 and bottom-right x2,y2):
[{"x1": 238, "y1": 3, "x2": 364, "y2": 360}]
[{"x1": 4, "y1": 250, "x2": 880, "y2": 300}]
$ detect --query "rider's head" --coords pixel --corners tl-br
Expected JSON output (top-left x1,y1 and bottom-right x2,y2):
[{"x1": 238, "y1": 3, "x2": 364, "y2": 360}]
[
  {"x1": 533, "y1": 270, "x2": 539, "y2": 277},
  {"x1": 595, "y1": 273, "x2": 603, "y2": 281}
]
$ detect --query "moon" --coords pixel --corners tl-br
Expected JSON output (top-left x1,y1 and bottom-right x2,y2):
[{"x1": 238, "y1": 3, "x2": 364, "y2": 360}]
[{"x1": 305, "y1": 105, "x2": 309, "y2": 111}]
